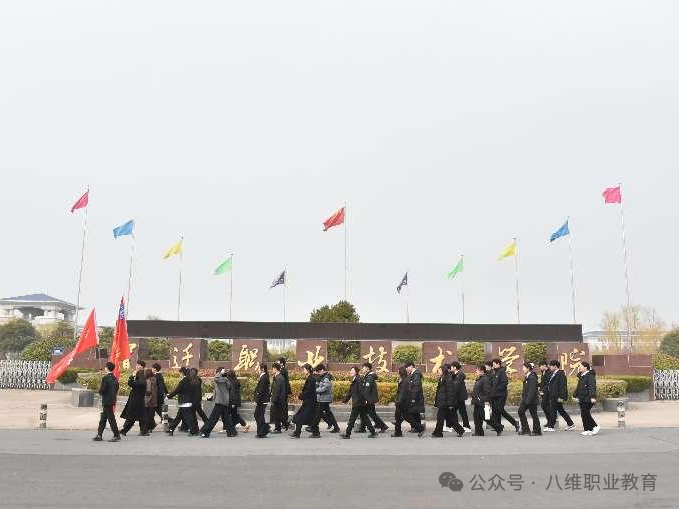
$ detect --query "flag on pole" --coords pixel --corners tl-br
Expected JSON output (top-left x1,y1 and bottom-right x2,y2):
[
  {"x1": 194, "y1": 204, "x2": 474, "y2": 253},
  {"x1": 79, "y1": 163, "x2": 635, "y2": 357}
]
[
  {"x1": 270, "y1": 270, "x2": 286, "y2": 289},
  {"x1": 447, "y1": 257, "x2": 464, "y2": 279},
  {"x1": 113, "y1": 219, "x2": 135, "y2": 239},
  {"x1": 499, "y1": 240, "x2": 517, "y2": 260},
  {"x1": 214, "y1": 256, "x2": 233, "y2": 276},
  {"x1": 109, "y1": 298, "x2": 130, "y2": 379},
  {"x1": 163, "y1": 238, "x2": 183, "y2": 259},
  {"x1": 550, "y1": 220, "x2": 570, "y2": 242},
  {"x1": 322, "y1": 207, "x2": 345, "y2": 231},
  {"x1": 46, "y1": 309, "x2": 98, "y2": 383},
  {"x1": 396, "y1": 272, "x2": 408, "y2": 293},
  {"x1": 70, "y1": 190, "x2": 89, "y2": 213},
  {"x1": 602, "y1": 186, "x2": 622, "y2": 204}
]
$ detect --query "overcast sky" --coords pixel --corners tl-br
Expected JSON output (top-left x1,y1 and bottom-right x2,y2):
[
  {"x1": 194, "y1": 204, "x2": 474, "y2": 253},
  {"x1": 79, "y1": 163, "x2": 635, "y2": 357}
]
[{"x1": 1, "y1": 1, "x2": 677, "y2": 331}]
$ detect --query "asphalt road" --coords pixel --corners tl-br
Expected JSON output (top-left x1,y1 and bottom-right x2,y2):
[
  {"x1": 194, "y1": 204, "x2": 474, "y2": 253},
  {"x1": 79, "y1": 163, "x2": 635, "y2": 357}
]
[{"x1": 1, "y1": 427, "x2": 678, "y2": 509}]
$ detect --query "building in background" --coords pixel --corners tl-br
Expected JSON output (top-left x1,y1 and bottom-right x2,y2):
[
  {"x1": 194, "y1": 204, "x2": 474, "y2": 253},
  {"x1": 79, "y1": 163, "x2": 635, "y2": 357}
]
[{"x1": 0, "y1": 294, "x2": 80, "y2": 326}]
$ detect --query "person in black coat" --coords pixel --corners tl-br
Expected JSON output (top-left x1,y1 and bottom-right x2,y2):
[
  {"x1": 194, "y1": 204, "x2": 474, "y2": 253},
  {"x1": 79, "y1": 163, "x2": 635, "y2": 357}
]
[
  {"x1": 187, "y1": 368, "x2": 207, "y2": 428},
  {"x1": 341, "y1": 366, "x2": 378, "y2": 439},
  {"x1": 574, "y1": 361, "x2": 599, "y2": 435},
  {"x1": 470, "y1": 364, "x2": 500, "y2": 436},
  {"x1": 278, "y1": 357, "x2": 292, "y2": 430},
  {"x1": 94, "y1": 362, "x2": 121, "y2": 442},
  {"x1": 356, "y1": 363, "x2": 388, "y2": 433},
  {"x1": 405, "y1": 361, "x2": 426, "y2": 435},
  {"x1": 291, "y1": 363, "x2": 320, "y2": 438},
  {"x1": 432, "y1": 364, "x2": 465, "y2": 437},
  {"x1": 538, "y1": 360, "x2": 551, "y2": 428},
  {"x1": 270, "y1": 362, "x2": 287, "y2": 433},
  {"x1": 546, "y1": 360, "x2": 575, "y2": 430},
  {"x1": 391, "y1": 366, "x2": 413, "y2": 437},
  {"x1": 254, "y1": 363, "x2": 271, "y2": 438},
  {"x1": 518, "y1": 362, "x2": 542, "y2": 436},
  {"x1": 150, "y1": 363, "x2": 168, "y2": 429},
  {"x1": 166, "y1": 367, "x2": 199, "y2": 436},
  {"x1": 450, "y1": 362, "x2": 471, "y2": 431},
  {"x1": 120, "y1": 361, "x2": 148, "y2": 436},
  {"x1": 225, "y1": 370, "x2": 249, "y2": 432},
  {"x1": 489, "y1": 359, "x2": 520, "y2": 434}
]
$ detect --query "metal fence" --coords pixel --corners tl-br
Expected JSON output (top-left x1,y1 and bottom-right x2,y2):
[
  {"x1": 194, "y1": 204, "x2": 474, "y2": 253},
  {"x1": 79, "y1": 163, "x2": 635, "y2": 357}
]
[
  {"x1": 0, "y1": 360, "x2": 50, "y2": 390},
  {"x1": 654, "y1": 370, "x2": 679, "y2": 400}
]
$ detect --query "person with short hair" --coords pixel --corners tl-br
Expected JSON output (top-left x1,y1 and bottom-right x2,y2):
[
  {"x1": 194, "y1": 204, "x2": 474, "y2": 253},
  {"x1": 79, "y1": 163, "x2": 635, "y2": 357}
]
[
  {"x1": 200, "y1": 367, "x2": 236, "y2": 438},
  {"x1": 254, "y1": 363, "x2": 271, "y2": 438},
  {"x1": 226, "y1": 370, "x2": 249, "y2": 433},
  {"x1": 340, "y1": 366, "x2": 377, "y2": 439},
  {"x1": 489, "y1": 358, "x2": 520, "y2": 435},
  {"x1": 278, "y1": 357, "x2": 292, "y2": 430},
  {"x1": 270, "y1": 363, "x2": 287, "y2": 434},
  {"x1": 189, "y1": 368, "x2": 208, "y2": 427},
  {"x1": 470, "y1": 364, "x2": 499, "y2": 436},
  {"x1": 432, "y1": 364, "x2": 465, "y2": 437},
  {"x1": 291, "y1": 363, "x2": 320, "y2": 438},
  {"x1": 450, "y1": 361, "x2": 471, "y2": 433},
  {"x1": 405, "y1": 361, "x2": 425, "y2": 436},
  {"x1": 391, "y1": 366, "x2": 413, "y2": 437},
  {"x1": 574, "y1": 361, "x2": 599, "y2": 436},
  {"x1": 518, "y1": 362, "x2": 541, "y2": 436},
  {"x1": 120, "y1": 361, "x2": 148, "y2": 436},
  {"x1": 538, "y1": 360, "x2": 552, "y2": 428},
  {"x1": 313, "y1": 364, "x2": 340, "y2": 433},
  {"x1": 150, "y1": 363, "x2": 168, "y2": 429},
  {"x1": 93, "y1": 362, "x2": 121, "y2": 442},
  {"x1": 546, "y1": 360, "x2": 575, "y2": 431},
  {"x1": 356, "y1": 362, "x2": 388, "y2": 433},
  {"x1": 166, "y1": 367, "x2": 199, "y2": 436},
  {"x1": 143, "y1": 368, "x2": 157, "y2": 435}
]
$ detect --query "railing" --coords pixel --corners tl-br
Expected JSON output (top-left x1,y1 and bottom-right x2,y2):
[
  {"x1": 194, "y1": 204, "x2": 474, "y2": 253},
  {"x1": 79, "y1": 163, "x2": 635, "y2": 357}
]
[
  {"x1": 653, "y1": 370, "x2": 679, "y2": 400},
  {"x1": 0, "y1": 360, "x2": 50, "y2": 390}
]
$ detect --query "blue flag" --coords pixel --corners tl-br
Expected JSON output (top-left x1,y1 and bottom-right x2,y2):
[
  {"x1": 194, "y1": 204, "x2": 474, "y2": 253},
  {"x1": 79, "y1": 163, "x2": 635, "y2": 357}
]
[
  {"x1": 550, "y1": 220, "x2": 570, "y2": 242},
  {"x1": 113, "y1": 219, "x2": 135, "y2": 239}
]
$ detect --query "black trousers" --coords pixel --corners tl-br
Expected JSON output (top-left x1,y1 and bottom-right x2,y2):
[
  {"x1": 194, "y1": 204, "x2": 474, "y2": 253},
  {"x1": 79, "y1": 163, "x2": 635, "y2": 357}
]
[
  {"x1": 145, "y1": 407, "x2": 156, "y2": 431},
  {"x1": 579, "y1": 402, "x2": 597, "y2": 431},
  {"x1": 358, "y1": 403, "x2": 387, "y2": 431},
  {"x1": 435, "y1": 407, "x2": 464, "y2": 435},
  {"x1": 97, "y1": 405, "x2": 120, "y2": 437},
  {"x1": 254, "y1": 403, "x2": 270, "y2": 436},
  {"x1": 281, "y1": 398, "x2": 290, "y2": 426},
  {"x1": 393, "y1": 405, "x2": 413, "y2": 435},
  {"x1": 548, "y1": 400, "x2": 574, "y2": 428},
  {"x1": 408, "y1": 411, "x2": 424, "y2": 433},
  {"x1": 518, "y1": 403, "x2": 541, "y2": 434},
  {"x1": 314, "y1": 402, "x2": 338, "y2": 429},
  {"x1": 540, "y1": 396, "x2": 551, "y2": 424},
  {"x1": 270, "y1": 401, "x2": 285, "y2": 431},
  {"x1": 229, "y1": 405, "x2": 247, "y2": 428},
  {"x1": 457, "y1": 403, "x2": 470, "y2": 428},
  {"x1": 201, "y1": 403, "x2": 235, "y2": 436},
  {"x1": 121, "y1": 413, "x2": 148, "y2": 435},
  {"x1": 169, "y1": 407, "x2": 198, "y2": 434},
  {"x1": 472, "y1": 405, "x2": 486, "y2": 435},
  {"x1": 491, "y1": 397, "x2": 517, "y2": 430},
  {"x1": 346, "y1": 406, "x2": 374, "y2": 436}
]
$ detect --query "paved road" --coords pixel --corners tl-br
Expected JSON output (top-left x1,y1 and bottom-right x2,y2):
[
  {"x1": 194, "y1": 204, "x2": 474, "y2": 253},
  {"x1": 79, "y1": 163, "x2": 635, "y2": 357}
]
[{"x1": 1, "y1": 427, "x2": 678, "y2": 509}]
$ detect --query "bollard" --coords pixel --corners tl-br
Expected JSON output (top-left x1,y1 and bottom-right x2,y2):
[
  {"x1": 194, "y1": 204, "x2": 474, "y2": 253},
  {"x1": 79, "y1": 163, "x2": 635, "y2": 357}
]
[
  {"x1": 162, "y1": 403, "x2": 169, "y2": 432},
  {"x1": 617, "y1": 400, "x2": 625, "y2": 428},
  {"x1": 39, "y1": 403, "x2": 47, "y2": 429}
]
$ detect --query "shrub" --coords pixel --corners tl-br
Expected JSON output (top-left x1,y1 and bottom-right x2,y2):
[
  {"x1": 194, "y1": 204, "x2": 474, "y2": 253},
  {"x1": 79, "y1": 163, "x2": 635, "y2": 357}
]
[
  {"x1": 392, "y1": 345, "x2": 422, "y2": 365},
  {"x1": 653, "y1": 352, "x2": 679, "y2": 370},
  {"x1": 57, "y1": 368, "x2": 79, "y2": 384},
  {"x1": 457, "y1": 342, "x2": 485, "y2": 365},
  {"x1": 146, "y1": 338, "x2": 170, "y2": 360},
  {"x1": 207, "y1": 340, "x2": 232, "y2": 361},
  {"x1": 601, "y1": 375, "x2": 652, "y2": 393},
  {"x1": 21, "y1": 336, "x2": 76, "y2": 361},
  {"x1": 523, "y1": 342, "x2": 547, "y2": 365},
  {"x1": 659, "y1": 329, "x2": 679, "y2": 358},
  {"x1": 327, "y1": 340, "x2": 360, "y2": 362}
]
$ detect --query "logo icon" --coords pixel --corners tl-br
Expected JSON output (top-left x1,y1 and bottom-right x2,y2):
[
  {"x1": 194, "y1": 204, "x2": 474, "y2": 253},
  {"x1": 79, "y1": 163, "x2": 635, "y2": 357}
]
[{"x1": 439, "y1": 472, "x2": 463, "y2": 492}]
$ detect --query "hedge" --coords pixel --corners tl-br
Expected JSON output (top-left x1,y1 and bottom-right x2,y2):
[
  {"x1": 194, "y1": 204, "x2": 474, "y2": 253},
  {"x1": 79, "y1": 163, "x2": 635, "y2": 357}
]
[
  {"x1": 653, "y1": 352, "x2": 679, "y2": 370},
  {"x1": 78, "y1": 373, "x2": 627, "y2": 406},
  {"x1": 600, "y1": 375, "x2": 652, "y2": 394}
]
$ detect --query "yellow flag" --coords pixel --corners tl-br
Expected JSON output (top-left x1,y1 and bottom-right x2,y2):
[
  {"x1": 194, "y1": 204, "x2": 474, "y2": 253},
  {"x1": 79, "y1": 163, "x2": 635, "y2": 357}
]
[
  {"x1": 163, "y1": 238, "x2": 183, "y2": 259},
  {"x1": 498, "y1": 239, "x2": 517, "y2": 260}
]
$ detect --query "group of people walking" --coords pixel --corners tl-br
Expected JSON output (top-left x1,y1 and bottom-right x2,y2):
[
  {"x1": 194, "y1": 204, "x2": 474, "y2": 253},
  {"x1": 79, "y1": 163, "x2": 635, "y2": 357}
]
[{"x1": 93, "y1": 355, "x2": 600, "y2": 442}]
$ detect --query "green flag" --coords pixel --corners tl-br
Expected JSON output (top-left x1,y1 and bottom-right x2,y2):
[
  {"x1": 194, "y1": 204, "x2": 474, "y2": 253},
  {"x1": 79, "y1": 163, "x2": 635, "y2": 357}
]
[
  {"x1": 214, "y1": 256, "x2": 233, "y2": 276},
  {"x1": 447, "y1": 257, "x2": 463, "y2": 279}
]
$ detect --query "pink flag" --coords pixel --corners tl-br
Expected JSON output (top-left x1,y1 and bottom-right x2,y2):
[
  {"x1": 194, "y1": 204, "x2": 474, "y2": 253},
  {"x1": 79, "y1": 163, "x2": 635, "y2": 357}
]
[
  {"x1": 602, "y1": 186, "x2": 622, "y2": 204},
  {"x1": 70, "y1": 190, "x2": 89, "y2": 213}
]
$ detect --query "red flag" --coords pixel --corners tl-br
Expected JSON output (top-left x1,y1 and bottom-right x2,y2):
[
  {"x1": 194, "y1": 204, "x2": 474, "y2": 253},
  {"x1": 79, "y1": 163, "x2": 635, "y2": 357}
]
[
  {"x1": 323, "y1": 206, "x2": 345, "y2": 231},
  {"x1": 109, "y1": 297, "x2": 130, "y2": 379},
  {"x1": 602, "y1": 186, "x2": 622, "y2": 204},
  {"x1": 46, "y1": 309, "x2": 98, "y2": 383},
  {"x1": 70, "y1": 190, "x2": 89, "y2": 213}
]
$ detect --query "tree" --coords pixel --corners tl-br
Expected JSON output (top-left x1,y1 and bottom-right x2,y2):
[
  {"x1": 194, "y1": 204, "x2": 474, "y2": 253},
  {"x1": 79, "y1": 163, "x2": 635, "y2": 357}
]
[
  {"x1": 21, "y1": 322, "x2": 76, "y2": 361},
  {"x1": 660, "y1": 329, "x2": 679, "y2": 358},
  {"x1": 98, "y1": 326, "x2": 114, "y2": 354},
  {"x1": 600, "y1": 305, "x2": 666, "y2": 353},
  {"x1": 523, "y1": 343, "x2": 547, "y2": 365},
  {"x1": 457, "y1": 342, "x2": 485, "y2": 366},
  {"x1": 392, "y1": 344, "x2": 422, "y2": 365},
  {"x1": 309, "y1": 300, "x2": 360, "y2": 323},
  {"x1": 0, "y1": 319, "x2": 38, "y2": 353},
  {"x1": 146, "y1": 338, "x2": 170, "y2": 360},
  {"x1": 208, "y1": 340, "x2": 232, "y2": 361}
]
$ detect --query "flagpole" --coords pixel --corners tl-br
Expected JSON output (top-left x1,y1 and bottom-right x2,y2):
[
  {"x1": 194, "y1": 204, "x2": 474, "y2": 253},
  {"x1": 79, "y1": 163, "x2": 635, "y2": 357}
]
[
  {"x1": 514, "y1": 237, "x2": 520, "y2": 324},
  {"x1": 406, "y1": 276, "x2": 410, "y2": 324},
  {"x1": 283, "y1": 269, "x2": 287, "y2": 322},
  {"x1": 344, "y1": 201, "x2": 348, "y2": 301},
  {"x1": 126, "y1": 233, "x2": 136, "y2": 318},
  {"x1": 567, "y1": 224, "x2": 576, "y2": 324},
  {"x1": 72, "y1": 188, "x2": 89, "y2": 343},
  {"x1": 460, "y1": 255, "x2": 465, "y2": 325},
  {"x1": 619, "y1": 185, "x2": 632, "y2": 352},
  {"x1": 229, "y1": 255, "x2": 233, "y2": 321},
  {"x1": 177, "y1": 237, "x2": 183, "y2": 321}
]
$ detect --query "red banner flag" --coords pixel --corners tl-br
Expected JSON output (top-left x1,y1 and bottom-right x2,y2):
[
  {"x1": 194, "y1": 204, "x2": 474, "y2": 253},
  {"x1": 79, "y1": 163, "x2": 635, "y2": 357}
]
[
  {"x1": 70, "y1": 190, "x2": 89, "y2": 213},
  {"x1": 46, "y1": 309, "x2": 98, "y2": 383},
  {"x1": 323, "y1": 206, "x2": 345, "y2": 231},
  {"x1": 602, "y1": 186, "x2": 622, "y2": 204},
  {"x1": 109, "y1": 297, "x2": 130, "y2": 379}
]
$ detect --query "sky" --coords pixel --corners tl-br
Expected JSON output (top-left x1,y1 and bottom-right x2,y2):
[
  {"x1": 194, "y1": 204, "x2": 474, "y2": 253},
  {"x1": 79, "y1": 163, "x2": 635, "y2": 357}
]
[{"x1": 1, "y1": 1, "x2": 677, "y2": 331}]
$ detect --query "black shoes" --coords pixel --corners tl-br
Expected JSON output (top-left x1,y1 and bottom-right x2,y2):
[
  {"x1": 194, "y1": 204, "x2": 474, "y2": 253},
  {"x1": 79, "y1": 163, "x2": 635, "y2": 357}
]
[
  {"x1": 108, "y1": 436, "x2": 121, "y2": 442},
  {"x1": 340, "y1": 434, "x2": 351, "y2": 439},
  {"x1": 379, "y1": 426, "x2": 389, "y2": 434},
  {"x1": 289, "y1": 434, "x2": 301, "y2": 439},
  {"x1": 514, "y1": 423, "x2": 521, "y2": 433},
  {"x1": 391, "y1": 433, "x2": 403, "y2": 438},
  {"x1": 368, "y1": 432, "x2": 379, "y2": 438},
  {"x1": 431, "y1": 433, "x2": 444, "y2": 438},
  {"x1": 329, "y1": 426, "x2": 340, "y2": 434},
  {"x1": 92, "y1": 436, "x2": 103, "y2": 441},
  {"x1": 271, "y1": 430, "x2": 282, "y2": 434}
]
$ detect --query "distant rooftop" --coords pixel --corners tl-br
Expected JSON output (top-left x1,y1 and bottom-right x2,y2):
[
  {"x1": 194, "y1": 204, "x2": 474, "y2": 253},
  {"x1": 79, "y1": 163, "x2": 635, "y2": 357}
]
[{"x1": 0, "y1": 293, "x2": 78, "y2": 309}]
